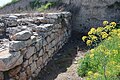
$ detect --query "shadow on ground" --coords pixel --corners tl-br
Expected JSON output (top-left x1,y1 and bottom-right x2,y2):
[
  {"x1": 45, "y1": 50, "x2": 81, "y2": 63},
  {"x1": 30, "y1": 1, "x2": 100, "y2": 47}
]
[{"x1": 35, "y1": 31, "x2": 88, "y2": 80}]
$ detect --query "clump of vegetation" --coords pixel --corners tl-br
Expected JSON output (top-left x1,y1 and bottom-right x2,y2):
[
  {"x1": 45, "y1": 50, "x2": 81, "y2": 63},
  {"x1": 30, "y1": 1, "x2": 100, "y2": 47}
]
[
  {"x1": 37, "y1": 2, "x2": 55, "y2": 12},
  {"x1": 78, "y1": 21, "x2": 120, "y2": 80},
  {"x1": 82, "y1": 21, "x2": 118, "y2": 47},
  {"x1": 29, "y1": 0, "x2": 41, "y2": 9},
  {"x1": 29, "y1": 0, "x2": 56, "y2": 12}
]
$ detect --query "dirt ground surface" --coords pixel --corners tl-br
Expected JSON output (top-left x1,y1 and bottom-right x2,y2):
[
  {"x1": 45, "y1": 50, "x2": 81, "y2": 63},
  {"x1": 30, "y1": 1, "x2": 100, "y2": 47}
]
[{"x1": 35, "y1": 31, "x2": 88, "y2": 80}]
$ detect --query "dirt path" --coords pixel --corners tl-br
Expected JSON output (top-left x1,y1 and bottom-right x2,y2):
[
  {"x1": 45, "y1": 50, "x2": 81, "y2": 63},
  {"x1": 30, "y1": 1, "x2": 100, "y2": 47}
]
[{"x1": 35, "y1": 32, "x2": 88, "y2": 80}]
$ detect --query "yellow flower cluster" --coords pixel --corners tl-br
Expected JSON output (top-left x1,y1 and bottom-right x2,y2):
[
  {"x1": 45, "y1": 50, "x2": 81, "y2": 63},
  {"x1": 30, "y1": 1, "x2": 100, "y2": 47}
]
[
  {"x1": 103, "y1": 21, "x2": 109, "y2": 26},
  {"x1": 104, "y1": 25, "x2": 113, "y2": 32},
  {"x1": 96, "y1": 27, "x2": 104, "y2": 33},
  {"x1": 86, "y1": 40, "x2": 92, "y2": 46},
  {"x1": 88, "y1": 71, "x2": 93, "y2": 76},
  {"x1": 93, "y1": 73, "x2": 100, "y2": 78},
  {"x1": 89, "y1": 35, "x2": 98, "y2": 41},
  {"x1": 110, "y1": 22, "x2": 117, "y2": 27},
  {"x1": 90, "y1": 49, "x2": 95, "y2": 53},
  {"x1": 90, "y1": 54, "x2": 94, "y2": 58},
  {"x1": 88, "y1": 28, "x2": 96, "y2": 35},
  {"x1": 82, "y1": 36, "x2": 87, "y2": 42},
  {"x1": 112, "y1": 50, "x2": 118, "y2": 55},
  {"x1": 101, "y1": 32, "x2": 108, "y2": 39},
  {"x1": 109, "y1": 29, "x2": 120, "y2": 36}
]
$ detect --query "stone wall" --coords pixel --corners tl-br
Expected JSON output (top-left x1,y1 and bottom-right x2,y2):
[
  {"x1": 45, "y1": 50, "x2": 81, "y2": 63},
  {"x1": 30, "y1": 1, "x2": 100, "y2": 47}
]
[{"x1": 0, "y1": 12, "x2": 71, "y2": 80}]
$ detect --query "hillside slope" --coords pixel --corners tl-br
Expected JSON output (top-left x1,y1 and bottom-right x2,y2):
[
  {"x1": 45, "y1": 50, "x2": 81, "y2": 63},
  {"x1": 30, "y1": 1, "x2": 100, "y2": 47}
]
[{"x1": 0, "y1": 0, "x2": 120, "y2": 33}]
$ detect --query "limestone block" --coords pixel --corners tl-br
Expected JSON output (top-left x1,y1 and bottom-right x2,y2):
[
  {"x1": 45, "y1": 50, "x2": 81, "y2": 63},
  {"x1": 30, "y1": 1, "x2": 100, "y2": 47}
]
[
  {"x1": 9, "y1": 15, "x2": 18, "y2": 19},
  {"x1": 44, "y1": 45, "x2": 49, "y2": 52},
  {"x1": 46, "y1": 36, "x2": 52, "y2": 43},
  {"x1": 47, "y1": 18, "x2": 56, "y2": 23},
  {"x1": 36, "y1": 24, "x2": 53, "y2": 32},
  {"x1": 25, "y1": 47, "x2": 35, "y2": 59},
  {"x1": 47, "y1": 49, "x2": 52, "y2": 58},
  {"x1": 20, "y1": 49, "x2": 27, "y2": 56},
  {"x1": 45, "y1": 13, "x2": 61, "y2": 19},
  {"x1": 23, "y1": 60, "x2": 28, "y2": 68},
  {"x1": 9, "y1": 66, "x2": 21, "y2": 77},
  {"x1": 48, "y1": 42, "x2": 53, "y2": 50},
  {"x1": 36, "y1": 57, "x2": 42, "y2": 68},
  {"x1": 6, "y1": 19, "x2": 18, "y2": 27},
  {"x1": 34, "y1": 68, "x2": 41, "y2": 76},
  {"x1": 30, "y1": 62, "x2": 37, "y2": 74},
  {"x1": 61, "y1": 12, "x2": 72, "y2": 18},
  {"x1": 43, "y1": 39, "x2": 47, "y2": 47},
  {"x1": 42, "y1": 53, "x2": 48, "y2": 64},
  {"x1": 33, "y1": 54, "x2": 38, "y2": 61},
  {"x1": 12, "y1": 30, "x2": 32, "y2": 41},
  {"x1": 0, "y1": 50, "x2": 23, "y2": 71},
  {"x1": 25, "y1": 39, "x2": 32, "y2": 47},
  {"x1": 31, "y1": 36, "x2": 37, "y2": 44},
  {"x1": 39, "y1": 49, "x2": 44, "y2": 57},
  {"x1": 51, "y1": 40, "x2": 57, "y2": 47},
  {"x1": 26, "y1": 66, "x2": 32, "y2": 77},
  {"x1": 35, "y1": 39, "x2": 43, "y2": 52},
  {"x1": 19, "y1": 72, "x2": 27, "y2": 80},
  {"x1": 50, "y1": 33, "x2": 55, "y2": 40},
  {"x1": 55, "y1": 24, "x2": 62, "y2": 29},
  {"x1": 9, "y1": 41, "x2": 26, "y2": 51},
  {"x1": 28, "y1": 57, "x2": 33, "y2": 65}
]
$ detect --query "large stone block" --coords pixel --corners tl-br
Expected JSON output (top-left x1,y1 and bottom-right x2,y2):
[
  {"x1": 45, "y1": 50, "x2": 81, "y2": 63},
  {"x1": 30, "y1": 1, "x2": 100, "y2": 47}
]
[
  {"x1": 26, "y1": 66, "x2": 32, "y2": 78},
  {"x1": 28, "y1": 57, "x2": 33, "y2": 65},
  {"x1": 19, "y1": 72, "x2": 27, "y2": 80},
  {"x1": 35, "y1": 39, "x2": 43, "y2": 52},
  {"x1": 30, "y1": 62, "x2": 37, "y2": 74},
  {"x1": 25, "y1": 47, "x2": 35, "y2": 59},
  {"x1": 9, "y1": 66, "x2": 21, "y2": 77},
  {"x1": 0, "y1": 50, "x2": 23, "y2": 71},
  {"x1": 23, "y1": 60, "x2": 28, "y2": 68},
  {"x1": 36, "y1": 57, "x2": 42, "y2": 68},
  {"x1": 12, "y1": 30, "x2": 32, "y2": 41},
  {"x1": 38, "y1": 49, "x2": 44, "y2": 57},
  {"x1": 9, "y1": 41, "x2": 26, "y2": 51}
]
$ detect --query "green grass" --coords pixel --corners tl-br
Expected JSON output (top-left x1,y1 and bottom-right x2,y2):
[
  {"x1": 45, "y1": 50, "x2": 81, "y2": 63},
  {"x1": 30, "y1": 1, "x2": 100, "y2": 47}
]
[{"x1": 36, "y1": 2, "x2": 55, "y2": 12}]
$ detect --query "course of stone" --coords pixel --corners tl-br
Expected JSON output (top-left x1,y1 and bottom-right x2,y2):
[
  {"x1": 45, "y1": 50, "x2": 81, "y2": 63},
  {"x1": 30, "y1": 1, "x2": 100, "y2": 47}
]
[{"x1": 0, "y1": 12, "x2": 71, "y2": 80}]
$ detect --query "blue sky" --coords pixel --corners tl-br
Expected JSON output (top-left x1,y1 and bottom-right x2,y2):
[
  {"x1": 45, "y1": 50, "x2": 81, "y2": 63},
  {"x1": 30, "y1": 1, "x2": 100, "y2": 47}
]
[{"x1": 0, "y1": 0, "x2": 12, "y2": 6}]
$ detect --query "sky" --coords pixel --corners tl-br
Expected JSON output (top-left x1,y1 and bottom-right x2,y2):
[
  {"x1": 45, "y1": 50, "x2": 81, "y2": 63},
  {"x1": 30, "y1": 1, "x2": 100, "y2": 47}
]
[{"x1": 0, "y1": 0, "x2": 12, "y2": 6}]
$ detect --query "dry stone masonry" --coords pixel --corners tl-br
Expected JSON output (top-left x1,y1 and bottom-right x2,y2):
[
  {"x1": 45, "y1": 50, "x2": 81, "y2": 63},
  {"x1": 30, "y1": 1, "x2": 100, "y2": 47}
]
[{"x1": 0, "y1": 12, "x2": 71, "y2": 80}]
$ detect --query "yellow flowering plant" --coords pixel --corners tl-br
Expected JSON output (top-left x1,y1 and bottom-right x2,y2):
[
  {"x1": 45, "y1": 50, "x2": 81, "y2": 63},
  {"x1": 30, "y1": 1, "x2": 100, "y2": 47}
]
[
  {"x1": 78, "y1": 35, "x2": 120, "y2": 80},
  {"x1": 78, "y1": 21, "x2": 120, "y2": 80},
  {"x1": 82, "y1": 21, "x2": 118, "y2": 47}
]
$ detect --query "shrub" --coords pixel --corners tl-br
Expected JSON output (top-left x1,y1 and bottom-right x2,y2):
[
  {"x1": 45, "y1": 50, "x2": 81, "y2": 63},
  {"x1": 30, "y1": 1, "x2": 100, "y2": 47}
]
[
  {"x1": 37, "y1": 2, "x2": 54, "y2": 12},
  {"x1": 78, "y1": 22, "x2": 120, "y2": 80}
]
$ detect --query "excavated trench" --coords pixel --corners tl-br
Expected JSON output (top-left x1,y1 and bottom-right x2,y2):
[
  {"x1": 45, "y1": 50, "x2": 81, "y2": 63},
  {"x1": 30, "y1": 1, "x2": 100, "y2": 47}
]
[{"x1": 35, "y1": 31, "x2": 88, "y2": 80}]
